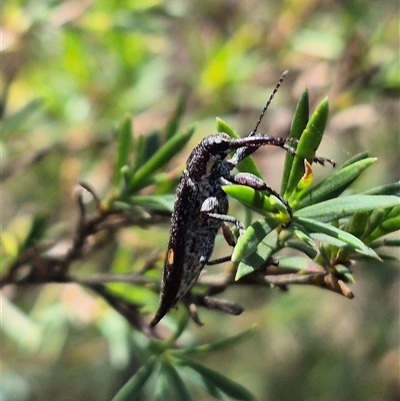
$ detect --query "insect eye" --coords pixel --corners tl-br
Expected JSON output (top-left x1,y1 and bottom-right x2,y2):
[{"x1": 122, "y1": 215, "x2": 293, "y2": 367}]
[{"x1": 206, "y1": 134, "x2": 231, "y2": 155}]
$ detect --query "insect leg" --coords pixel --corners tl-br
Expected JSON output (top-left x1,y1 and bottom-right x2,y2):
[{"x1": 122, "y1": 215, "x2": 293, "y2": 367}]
[
  {"x1": 224, "y1": 172, "x2": 287, "y2": 204},
  {"x1": 201, "y1": 196, "x2": 246, "y2": 235}
]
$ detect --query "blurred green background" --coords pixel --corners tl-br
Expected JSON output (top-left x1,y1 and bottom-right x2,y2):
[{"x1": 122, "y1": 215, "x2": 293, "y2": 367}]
[{"x1": 2, "y1": 1, "x2": 399, "y2": 400}]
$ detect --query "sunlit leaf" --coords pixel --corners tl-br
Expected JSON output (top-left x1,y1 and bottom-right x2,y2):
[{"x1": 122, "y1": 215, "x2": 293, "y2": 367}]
[
  {"x1": 294, "y1": 216, "x2": 380, "y2": 259},
  {"x1": 281, "y1": 87, "x2": 309, "y2": 194},
  {"x1": 217, "y1": 117, "x2": 262, "y2": 178},
  {"x1": 297, "y1": 158, "x2": 377, "y2": 209},
  {"x1": 285, "y1": 97, "x2": 329, "y2": 198}
]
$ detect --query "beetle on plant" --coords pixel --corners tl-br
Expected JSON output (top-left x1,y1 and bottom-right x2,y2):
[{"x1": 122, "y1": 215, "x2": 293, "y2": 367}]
[{"x1": 150, "y1": 72, "x2": 334, "y2": 327}]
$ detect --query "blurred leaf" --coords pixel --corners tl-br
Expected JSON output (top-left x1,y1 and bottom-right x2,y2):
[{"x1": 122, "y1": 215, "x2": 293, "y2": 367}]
[
  {"x1": 175, "y1": 325, "x2": 256, "y2": 356},
  {"x1": 153, "y1": 364, "x2": 170, "y2": 401},
  {"x1": 2, "y1": 98, "x2": 44, "y2": 138},
  {"x1": 114, "y1": 114, "x2": 133, "y2": 189},
  {"x1": 334, "y1": 264, "x2": 355, "y2": 283},
  {"x1": 180, "y1": 358, "x2": 256, "y2": 401},
  {"x1": 142, "y1": 131, "x2": 161, "y2": 161},
  {"x1": 128, "y1": 194, "x2": 175, "y2": 212},
  {"x1": 338, "y1": 151, "x2": 369, "y2": 169},
  {"x1": 129, "y1": 128, "x2": 194, "y2": 192},
  {"x1": 112, "y1": 357, "x2": 156, "y2": 401},
  {"x1": 163, "y1": 362, "x2": 194, "y2": 401},
  {"x1": 275, "y1": 256, "x2": 325, "y2": 273},
  {"x1": 165, "y1": 94, "x2": 186, "y2": 140},
  {"x1": 362, "y1": 181, "x2": 400, "y2": 196}
]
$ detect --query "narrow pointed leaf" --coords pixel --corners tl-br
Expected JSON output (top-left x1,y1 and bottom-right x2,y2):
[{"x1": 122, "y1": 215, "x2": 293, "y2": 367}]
[
  {"x1": 165, "y1": 93, "x2": 186, "y2": 140},
  {"x1": 175, "y1": 325, "x2": 256, "y2": 356},
  {"x1": 338, "y1": 151, "x2": 369, "y2": 169},
  {"x1": 180, "y1": 358, "x2": 256, "y2": 401},
  {"x1": 275, "y1": 256, "x2": 325, "y2": 273},
  {"x1": 217, "y1": 117, "x2": 262, "y2": 178},
  {"x1": 112, "y1": 357, "x2": 156, "y2": 401},
  {"x1": 129, "y1": 129, "x2": 194, "y2": 192},
  {"x1": 3, "y1": 98, "x2": 44, "y2": 138},
  {"x1": 294, "y1": 216, "x2": 380, "y2": 259},
  {"x1": 362, "y1": 181, "x2": 400, "y2": 196},
  {"x1": 281, "y1": 88, "x2": 309, "y2": 194},
  {"x1": 114, "y1": 115, "x2": 133, "y2": 189},
  {"x1": 285, "y1": 97, "x2": 329, "y2": 198},
  {"x1": 295, "y1": 195, "x2": 400, "y2": 222},
  {"x1": 297, "y1": 158, "x2": 377, "y2": 209},
  {"x1": 232, "y1": 218, "x2": 279, "y2": 264},
  {"x1": 236, "y1": 230, "x2": 279, "y2": 278},
  {"x1": 129, "y1": 195, "x2": 175, "y2": 213},
  {"x1": 223, "y1": 185, "x2": 290, "y2": 222},
  {"x1": 153, "y1": 365, "x2": 169, "y2": 401},
  {"x1": 361, "y1": 209, "x2": 386, "y2": 240},
  {"x1": 164, "y1": 363, "x2": 194, "y2": 401}
]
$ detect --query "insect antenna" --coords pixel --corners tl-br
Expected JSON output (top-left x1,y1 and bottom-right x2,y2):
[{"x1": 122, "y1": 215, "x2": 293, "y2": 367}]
[{"x1": 250, "y1": 70, "x2": 288, "y2": 136}]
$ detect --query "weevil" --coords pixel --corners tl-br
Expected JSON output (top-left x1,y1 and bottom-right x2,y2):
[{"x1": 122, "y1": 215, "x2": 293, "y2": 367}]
[{"x1": 150, "y1": 72, "x2": 333, "y2": 327}]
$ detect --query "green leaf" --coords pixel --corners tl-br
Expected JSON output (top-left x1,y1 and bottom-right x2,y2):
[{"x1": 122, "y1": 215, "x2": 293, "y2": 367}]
[
  {"x1": 361, "y1": 209, "x2": 386, "y2": 240},
  {"x1": 236, "y1": 229, "x2": 279, "y2": 279},
  {"x1": 164, "y1": 362, "x2": 194, "y2": 401},
  {"x1": 281, "y1": 88, "x2": 309, "y2": 194},
  {"x1": 369, "y1": 216, "x2": 400, "y2": 241},
  {"x1": 129, "y1": 195, "x2": 175, "y2": 213},
  {"x1": 112, "y1": 357, "x2": 156, "y2": 401},
  {"x1": 294, "y1": 216, "x2": 380, "y2": 259},
  {"x1": 370, "y1": 237, "x2": 400, "y2": 248},
  {"x1": 275, "y1": 256, "x2": 325, "y2": 273},
  {"x1": 338, "y1": 151, "x2": 369, "y2": 169},
  {"x1": 129, "y1": 129, "x2": 194, "y2": 192},
  {"x1": 174, "y1": 325, "x2": 256, "y2": 356},
  {"x1": 362, "y1": 181, "x2": 400, "y2": 196},
  {"x1": 284, "y1": 97, "x2": 329, "y2": 198},
  {"x1": 180, "y1": 358, "x2": 256, "y2": 401},
  {"x1": 345, "y1": 211, "x2": 369, "y2": 238},
  {"x1": 334, "y1": 264, "x2": 355, "y2": 283},
  {"x1": 223, "y1": 185, "x2": 291, "y2": 223},
  {"x1": 153, "y1": 364, "x2": 169, "y2": 401},
  {"x1": 295, "y1": 195, "x2": 400, "y2": 222},
  {"x1": 216, "y1": 117, "x2": 239, "y2": 138},
  {"x1": 165, "y1": 94, "x2": 186, "y2": 140},
  {"x1": 296, "y1": 158, "x2": 377, "y2": 209},
  {"x1": 216, "y1": 117, "x2": 262, "y2": 178},
  {"x1": 232, "y1": 218, "x2": 279, "y2": 265},
  {"x1": 2, "y1": 98, "x2": 44, "y2": 138},
  {"x1": 285, "y1": 241, "x2": 318, "y2": 260},
  {"x1": 114, "y1": 114, "x2": 133, "y2": 189}
]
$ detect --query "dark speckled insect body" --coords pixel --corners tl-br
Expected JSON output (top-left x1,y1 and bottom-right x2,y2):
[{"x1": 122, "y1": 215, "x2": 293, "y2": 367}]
[{"x1": 150, "y1": 72, "x2": 300, "y2": 327}]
